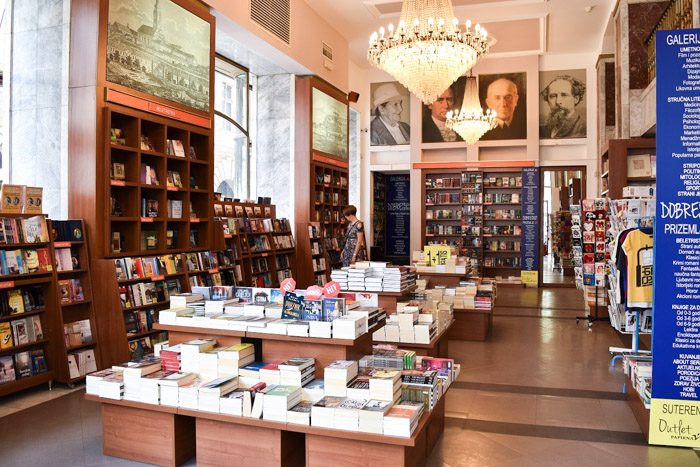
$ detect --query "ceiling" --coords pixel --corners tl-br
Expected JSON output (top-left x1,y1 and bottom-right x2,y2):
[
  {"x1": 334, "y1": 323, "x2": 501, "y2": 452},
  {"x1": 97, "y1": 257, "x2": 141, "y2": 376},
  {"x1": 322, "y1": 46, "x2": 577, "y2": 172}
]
[{"x1": 304, "y1": 0, "x2": 616, "y2": 65}]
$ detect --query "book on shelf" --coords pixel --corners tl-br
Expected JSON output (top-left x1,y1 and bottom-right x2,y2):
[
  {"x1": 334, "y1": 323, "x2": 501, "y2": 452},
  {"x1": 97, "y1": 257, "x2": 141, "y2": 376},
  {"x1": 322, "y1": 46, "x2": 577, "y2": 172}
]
[
  {"x1": 22, "y1": 187, "x2": 43, "y2": 214},
  {"x1": 1, "y1": 185, "x2": 24, "y2": 213}
]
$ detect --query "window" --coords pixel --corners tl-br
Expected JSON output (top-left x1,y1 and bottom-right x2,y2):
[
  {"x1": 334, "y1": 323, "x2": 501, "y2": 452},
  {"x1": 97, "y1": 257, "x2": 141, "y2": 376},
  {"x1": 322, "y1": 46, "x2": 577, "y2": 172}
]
[{"x1": 214, "y1": 56, "x2": 251, "y2": 199}]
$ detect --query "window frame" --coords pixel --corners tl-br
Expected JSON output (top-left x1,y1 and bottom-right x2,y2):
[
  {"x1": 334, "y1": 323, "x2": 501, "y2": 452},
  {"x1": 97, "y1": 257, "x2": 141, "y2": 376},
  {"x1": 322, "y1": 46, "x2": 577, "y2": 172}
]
[{"x1": 213, "y1": 54, "x2": 251, "y2": 199}]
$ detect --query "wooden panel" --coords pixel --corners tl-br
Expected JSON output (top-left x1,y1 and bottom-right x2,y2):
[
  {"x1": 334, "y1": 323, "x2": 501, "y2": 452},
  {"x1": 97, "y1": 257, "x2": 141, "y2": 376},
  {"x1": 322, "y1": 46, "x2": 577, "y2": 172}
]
[
  {"x1": 425, "y1": 396, "x2": 445, "y2": 455},
  {"x1": 306, "y1": 434, "x2": 426, "y2": 467},
  {"x1": 102, "y1": 404, "x2": 195, "y2": 467},
  {"x1": 196, "y1": 418, "x2": 304, "y2": 467},
  {"x1": 91, "y1": 259, "x2": 130, "y2": 367},
  {"x1": 417, "y1": 272, "x2": 465, "y2": 288},
  {"x1": 449, "y1": 310, "x2": 492, "y2": 341}
]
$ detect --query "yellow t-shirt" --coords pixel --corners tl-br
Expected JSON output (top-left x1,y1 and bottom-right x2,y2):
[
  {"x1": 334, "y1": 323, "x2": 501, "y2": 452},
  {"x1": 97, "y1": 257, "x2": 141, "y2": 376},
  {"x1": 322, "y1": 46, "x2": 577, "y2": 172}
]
[{"x1": 621, "y1": 229, "x2": 653, "y2": 308}]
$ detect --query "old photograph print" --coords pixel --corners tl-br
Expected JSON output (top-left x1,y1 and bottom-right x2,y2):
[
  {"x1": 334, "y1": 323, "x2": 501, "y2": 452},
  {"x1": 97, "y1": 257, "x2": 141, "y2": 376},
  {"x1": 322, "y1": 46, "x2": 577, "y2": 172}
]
[
  {"x1": 478, "y1": 72, "x2": 527, "y2": 141},
  {"x1": 107, "y1": 0, "x2": 211, "y2": 113},
  {"x1": 312, "y1": 88, "x2": 348, "y2": 160},
  {"x1": 539, "y1": 69, "x2": 587, "y2": 139},
  {"x1": 370, "y1": 81, "x2": 410, "y2": 146}
]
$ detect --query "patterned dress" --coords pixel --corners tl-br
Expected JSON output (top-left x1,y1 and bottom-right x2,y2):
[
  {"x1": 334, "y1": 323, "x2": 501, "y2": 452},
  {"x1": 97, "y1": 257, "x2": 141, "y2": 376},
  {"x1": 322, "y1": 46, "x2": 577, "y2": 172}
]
[{"x1": 341, "y1": 221, "x2": 366, "y2": 267}]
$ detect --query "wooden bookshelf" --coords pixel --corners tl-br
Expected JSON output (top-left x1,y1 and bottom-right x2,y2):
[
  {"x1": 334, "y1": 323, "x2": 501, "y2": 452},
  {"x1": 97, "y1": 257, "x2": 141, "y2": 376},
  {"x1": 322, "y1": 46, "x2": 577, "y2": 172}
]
[
  {"x1": 0, "y1": 214, "x2": 57, "y2": 396},
  {"x1": 214, "y1": 201, "x2": 296, "y2": 288},
  {"x1": 103, "y1": 104, "x2": 213, "y2": 257},
  {"x1": 298, "y1": 222, "x2": 332, "y2": 287},
  {"x1": 422, "y1": 170, "x2": 463, "y2": 251},
  {"x1": 50, "y1": 220, "x2": 102, "y2": 384},
  {"x1": 600, "y1": 138, "x2": 656, "y2": 198},
  {"x1": 294, "y1": 76, "x2": 349, "y2": 288}
]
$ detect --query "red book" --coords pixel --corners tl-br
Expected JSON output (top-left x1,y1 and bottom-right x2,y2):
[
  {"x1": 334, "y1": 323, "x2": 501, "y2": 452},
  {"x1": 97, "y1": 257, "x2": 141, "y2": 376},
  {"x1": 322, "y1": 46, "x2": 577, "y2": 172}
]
[{"x1": 36, "y1": 248, "x2": 52, "y2": 272}]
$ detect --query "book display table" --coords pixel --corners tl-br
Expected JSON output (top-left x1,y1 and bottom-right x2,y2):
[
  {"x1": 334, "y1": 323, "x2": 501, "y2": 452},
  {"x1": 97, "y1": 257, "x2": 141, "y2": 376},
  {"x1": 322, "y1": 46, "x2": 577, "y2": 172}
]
[
  {"x1": 416, "y1": 271, "x2": 467, "y2": 288},
  {"x1": 375, "y1": 321, "x2": 454, "y2": 358},
  {"x1": 342, "y1": 285, "x2": 418, "y2": 314},
  {"x1": 153, "y1": 323, "x2": 375, "y2": 378},
  {"x1": 448, "y1": 307, "x2": 493, "y2": 341},
  {"x1": 86, "y1": 394, "x2": 445, "y2": 467}
]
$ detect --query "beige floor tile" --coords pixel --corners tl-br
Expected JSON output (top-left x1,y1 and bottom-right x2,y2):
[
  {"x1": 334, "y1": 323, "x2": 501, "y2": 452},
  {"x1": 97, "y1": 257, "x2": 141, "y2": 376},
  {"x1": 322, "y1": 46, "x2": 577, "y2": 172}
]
[
  {"x1": 599, "y1": 399, "x2": 643, "y2": 433},
  {"x1": 444, "y1": 388, "x2": 475, "y2": 416},
  {"x1": 468, "y1": 391, "x2": 538, "y2": 425},
  {"x1": 535, "y1": 395, "x2": 609, "y2": 430}
]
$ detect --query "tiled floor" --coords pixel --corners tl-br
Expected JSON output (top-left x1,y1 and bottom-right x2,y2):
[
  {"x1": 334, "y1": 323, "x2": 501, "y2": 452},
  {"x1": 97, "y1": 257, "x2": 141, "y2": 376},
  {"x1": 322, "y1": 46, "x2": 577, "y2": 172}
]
[{"x1": 1, "y1": 288, "x2": 699, "y2": 466}]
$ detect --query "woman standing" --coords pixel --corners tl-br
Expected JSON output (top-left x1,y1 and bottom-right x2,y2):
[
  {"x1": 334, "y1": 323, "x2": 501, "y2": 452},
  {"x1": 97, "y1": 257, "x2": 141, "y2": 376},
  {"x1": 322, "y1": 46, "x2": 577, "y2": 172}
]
[{"x1": 341, "y1": 205, "x2": 367, "y2": 267}]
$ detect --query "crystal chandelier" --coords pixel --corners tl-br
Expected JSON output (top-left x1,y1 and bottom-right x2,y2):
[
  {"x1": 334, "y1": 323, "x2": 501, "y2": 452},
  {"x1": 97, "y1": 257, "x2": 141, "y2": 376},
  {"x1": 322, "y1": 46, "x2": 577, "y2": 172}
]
[
  {"x1": 446, "y1": 75, "x2": 497, "y2": 144},
  {"x1": 367, "y1": 0, "x2": 489, "y2": 105}
]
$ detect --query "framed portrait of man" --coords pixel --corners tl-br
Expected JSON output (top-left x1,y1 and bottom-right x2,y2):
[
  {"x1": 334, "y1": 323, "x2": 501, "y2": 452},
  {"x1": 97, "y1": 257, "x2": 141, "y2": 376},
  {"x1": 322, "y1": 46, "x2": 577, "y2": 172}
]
[
  {"x1": 539, "y1": 69, "x2": 587, "y2": 139},
  {"x1": 478, "y1": 72, "x2": 527, "y2": 141},
  {"x1": 370, "y1": 82, "x2": 411, "y2": 146},
  {"x1": 422, "y1": 77, "x2": 466, "y2": 143}
]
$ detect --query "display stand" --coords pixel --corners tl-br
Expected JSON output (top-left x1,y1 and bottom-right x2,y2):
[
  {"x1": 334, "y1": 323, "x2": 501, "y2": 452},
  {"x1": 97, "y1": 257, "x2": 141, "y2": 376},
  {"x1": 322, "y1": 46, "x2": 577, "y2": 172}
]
[{"x1": 374, "y1": 321, "x2": 454, "y2": 357}]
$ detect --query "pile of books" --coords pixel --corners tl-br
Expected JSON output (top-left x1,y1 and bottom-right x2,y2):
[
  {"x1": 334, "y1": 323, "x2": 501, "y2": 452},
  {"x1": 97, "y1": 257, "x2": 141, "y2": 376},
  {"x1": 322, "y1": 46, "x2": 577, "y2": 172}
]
[
  {"x1": 263, "y1": 385, "x2": 302, "y2": 422},
  {"x1": 383, "y1": 402, "x2": 424, "y2": 437},
  {"x1": 333, "y1": 262, "x2": 416, "y2": 293},
  {"x1": 324, "y1": 360, "x2": 359, "y2": 396}
]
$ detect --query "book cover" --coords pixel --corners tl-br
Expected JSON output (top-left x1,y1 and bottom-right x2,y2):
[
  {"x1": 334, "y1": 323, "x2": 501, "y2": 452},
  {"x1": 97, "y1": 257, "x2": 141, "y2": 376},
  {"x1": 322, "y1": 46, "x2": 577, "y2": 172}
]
[
  {"x1": 71, "y1": 279, "x2": 85, "y2": 302},
  {"x1": 282, "y1": 292, "x2": 304, "y2": 320},
  {"x1": 37, "y1": 248, "x2": 52, "y2": 272},
  {"x1": 172, "y1": 140, "x2": 186, "y2": 158},
  {"x1": 322, "y1": 298, "x2": 345, "y2": 322},
  {"x1": 0, "y1": 322, "x2": 13, "y2": 349},
  {"x1": 7, "y1": 290, "x2": 24, "y2": 314},
  {"x1": 0, "y1": 355, "x2": 16, "y2": 383},
  {"x1": 14, "y1": 351, "x2": 32, "y2": 378},
  {"x1": 30, "y1": 349, "x2": 47, "y2": 374},
  {"x1": 22, "y1": 187, "x2": 43, "y2": 214},
  {"x1": 1, "y1": 185, "x2": 23, "y2": 213},
  {"x1": 22, "y1": 216, "x2": 48, "y2": 243},
  {"x1": 302, "y1": 299, "x2": 323, "y2": 321},
  {"x1": 23, "y1": 249, "x2": 39, "y2": 273},
  {"x1": 32, "y1": 316, "x2": 43, "y2": 340},
  {"x1": 58, "y1": 280, "x2": 73, "y2": 304}
]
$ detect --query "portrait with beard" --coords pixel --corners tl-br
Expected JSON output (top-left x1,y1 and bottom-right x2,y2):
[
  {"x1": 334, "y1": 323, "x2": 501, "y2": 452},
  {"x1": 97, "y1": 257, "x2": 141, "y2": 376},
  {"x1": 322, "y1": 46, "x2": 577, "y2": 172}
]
[{"x1": 539, "y1": 70, "x2": 587, "y2": 139}]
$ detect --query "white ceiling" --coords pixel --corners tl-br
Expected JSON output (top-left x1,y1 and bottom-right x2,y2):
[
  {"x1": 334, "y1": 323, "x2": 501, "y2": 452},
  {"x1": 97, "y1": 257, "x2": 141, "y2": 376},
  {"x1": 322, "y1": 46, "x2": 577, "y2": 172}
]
[{"x1": 304, "y1": 0, "x2": 616, "y2": 65}]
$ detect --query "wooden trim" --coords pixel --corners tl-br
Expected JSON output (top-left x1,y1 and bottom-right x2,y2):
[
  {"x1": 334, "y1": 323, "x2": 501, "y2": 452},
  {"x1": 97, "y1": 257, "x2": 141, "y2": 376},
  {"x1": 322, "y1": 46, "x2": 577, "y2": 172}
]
[
  {"x1": 312, "y1": 153, "x2": 349, "y2": 168},
  {"x1": 106, "y1": 90, "x2": 211, "y2": 129},
  {"x1": 413, "y1": 161, "x2": 536, "y2": 169}
]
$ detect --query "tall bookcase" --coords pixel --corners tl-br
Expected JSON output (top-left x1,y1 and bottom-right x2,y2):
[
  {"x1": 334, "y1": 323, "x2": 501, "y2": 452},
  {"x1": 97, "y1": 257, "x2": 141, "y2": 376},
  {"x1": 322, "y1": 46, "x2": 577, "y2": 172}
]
[
  {"x1": 215, "y1": 201, "x2": 296, "y2": 288},
  {"x1": 600, "y1": 138, "x2": 656, "y2": 198},
  {"x1": 50, "y1": 220, "x2": 102, "y2": 384},
  {"x1": 105, "y1": 104, "x2": 213, "y2": 257},
  {"x1": 422, "y1": 168, "x2": 525, "y2": 280},
  {"x1": 294, "y1": 76, "x2": 349, "y2": 287},
  {"x1": 0, "y1": 215, "x2": 57, "y2": 396}
]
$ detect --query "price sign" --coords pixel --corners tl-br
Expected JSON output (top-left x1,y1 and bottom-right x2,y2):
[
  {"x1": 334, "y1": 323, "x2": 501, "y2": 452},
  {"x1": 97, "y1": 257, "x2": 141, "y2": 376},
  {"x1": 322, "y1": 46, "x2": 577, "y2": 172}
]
[
  {"x1": 280, "y1": 277, "x2": 296, "y2": 294},
  {"x1": 305, "y1": 285, "x2": 324, "y2": 300},
  {"x1": 323, "y1": 281, "x2": 341, "y2": 297}
]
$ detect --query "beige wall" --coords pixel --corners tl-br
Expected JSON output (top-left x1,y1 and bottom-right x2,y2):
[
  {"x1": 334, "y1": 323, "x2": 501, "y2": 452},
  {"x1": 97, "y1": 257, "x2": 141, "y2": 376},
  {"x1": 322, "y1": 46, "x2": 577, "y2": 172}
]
[
  {"x1": 353, "y1": 52, "x2": 600, "y2": 254},
  {"x1": 207, "y1": 0, "x2": 349, "y2": 91}
]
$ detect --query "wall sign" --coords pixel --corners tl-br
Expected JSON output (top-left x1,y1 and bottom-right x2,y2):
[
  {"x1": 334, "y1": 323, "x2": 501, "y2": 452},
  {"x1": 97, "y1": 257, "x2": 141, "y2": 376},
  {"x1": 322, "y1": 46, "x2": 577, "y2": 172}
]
[
  {"x1": 386, "y1": 174, "x2": 410, "y2": 257},
  {"x1": 650, "y1": 29, "x2": 700, "y2": 448},
  {"x1": 521, "y1": 167, "x2": 540, "y2": 284}
]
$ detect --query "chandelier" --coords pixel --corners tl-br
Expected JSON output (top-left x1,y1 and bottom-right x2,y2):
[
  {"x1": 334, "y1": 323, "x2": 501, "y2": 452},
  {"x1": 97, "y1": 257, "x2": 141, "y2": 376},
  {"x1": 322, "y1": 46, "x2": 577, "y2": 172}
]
[
  {"x1": 367, "y1": 0, "x2": 489, "y2": 105},
  {"x1": 446, "y1": 75, "x2": 497, "y2": 144}
]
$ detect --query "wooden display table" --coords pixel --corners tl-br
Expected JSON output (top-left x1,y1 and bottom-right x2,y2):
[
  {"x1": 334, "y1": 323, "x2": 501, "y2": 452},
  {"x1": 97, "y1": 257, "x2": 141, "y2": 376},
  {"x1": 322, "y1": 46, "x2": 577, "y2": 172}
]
[
  {"x1": 375, "y1": 321, "x2": 453, "y2": 358},
  {"x1": 448, "y1": 307, "x2": 493, "y2": 341},
  {"x1": 342, "y1": 285, "x2": 418, "y2": 314},
  {"x1": 416, "y1": 271, "x2": 467, "y2": 288},
  {"x1": 86, "y1": 393, "x2": 447, "y2": 467},
  {"x1": 86, "y1": 395, "x2": 195, "y2": 467}
]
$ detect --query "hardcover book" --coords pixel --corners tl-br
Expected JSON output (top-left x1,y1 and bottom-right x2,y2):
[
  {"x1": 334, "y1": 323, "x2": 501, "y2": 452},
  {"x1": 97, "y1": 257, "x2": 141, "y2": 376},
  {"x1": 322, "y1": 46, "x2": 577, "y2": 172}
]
[
  {"x1": 1, "y1": 184, "x2": 23, "y2": 213},
  {"x1": 0, "y1": 355, "x2": 16, "y2": 383},
  {"x1": 22, "y1": 187, "x2": 43, "y2": 214},
  {"x1": 282, "y1": 292, "x2": 304, "y2": 320}
]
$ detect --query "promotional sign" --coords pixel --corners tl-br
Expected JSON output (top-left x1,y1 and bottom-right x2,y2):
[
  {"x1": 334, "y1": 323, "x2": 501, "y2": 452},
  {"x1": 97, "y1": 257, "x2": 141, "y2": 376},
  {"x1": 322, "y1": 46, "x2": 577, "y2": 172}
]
[
  {"x1": 323, "y1": 281, "x2": 341, "y2": 298},
  {"x1": 280, "y1": 278, "x2": 296, "y2": 294},
  {"x1": 305, "y1": 285, "x2": 323, "y2": 300},
  {"x1": 424, "y1": 245, "x2": 451, "y2": 266},
  {"x1": 650, "y1": 29, "x2": 700, "y2": 448},
  {"x1": 386, "y1": 174, "x2": 411, "y2": 257},
  {"x1": 521, "y1": 167, "x2": 540, "y2": 285}
]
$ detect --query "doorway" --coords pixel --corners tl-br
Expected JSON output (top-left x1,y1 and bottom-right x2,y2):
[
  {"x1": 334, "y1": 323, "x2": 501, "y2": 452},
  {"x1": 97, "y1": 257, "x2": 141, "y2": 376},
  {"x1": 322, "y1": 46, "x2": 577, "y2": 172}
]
[{"x1": 540, "y1": 167, "x2": 586, "y2": 287}]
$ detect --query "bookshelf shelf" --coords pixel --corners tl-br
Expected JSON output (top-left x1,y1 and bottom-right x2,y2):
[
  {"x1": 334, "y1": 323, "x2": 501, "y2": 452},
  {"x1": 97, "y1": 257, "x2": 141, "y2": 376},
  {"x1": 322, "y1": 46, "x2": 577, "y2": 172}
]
[
  {"x1": 126, "y1": 329, "x2": 163, "y2": 340},
  {"x1": 66, "y1": 342, "x2": 96, "y2": 352},
  {"x1": 57, "y1": 268, "x2": 89, "y2": 275},
  {"x1": 0, "y1": 308, "x2": 45, "y2": 323},
  {"x1": 0, "y1": 372, "x2": 53, "y2": 398},
  {"x1": 61, "y1": 299, "x2": 93, "y2": 308},
  {"x1": 0, "y1": 338, "x2": 50, "y2": 355}
]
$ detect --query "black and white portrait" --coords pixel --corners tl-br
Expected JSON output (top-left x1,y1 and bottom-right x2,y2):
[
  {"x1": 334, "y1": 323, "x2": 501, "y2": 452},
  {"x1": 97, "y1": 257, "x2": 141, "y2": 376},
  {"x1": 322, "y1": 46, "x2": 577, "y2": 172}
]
[
  {"x1": 478, "y1": 72, "x2": 527, "y2": 141},
  {"x1": 422, "y1": 77, "x2": 466, "y2": 143},
  {"x1": 107, "y1": 0, "x2": 211, "y2": 112},
  {"x1": 539, "y1": 69, "x2": 587, "y2": 139},
  {"x1": 370, "y1": 82, "x2": 410, "y2": 146}
]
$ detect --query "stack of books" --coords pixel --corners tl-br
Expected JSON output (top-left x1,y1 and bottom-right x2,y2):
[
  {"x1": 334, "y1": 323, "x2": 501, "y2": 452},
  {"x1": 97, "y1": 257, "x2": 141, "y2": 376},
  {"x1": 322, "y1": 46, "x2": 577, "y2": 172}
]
[
  {"x1": 369, "y1": 369, "x2": 402, "y2": 402},
  {"x1": 324, "y1": 360, "x2": 358, "y2": 396},
  {"x1": 158, "y1": 372, "x2": 197, "y2": 406},
  {"x1": 287, "y1": 400, "x2": 314, "y2": 425},
  {"x1": 334, "y1": 398, "x2": 368, "y2": 431},
  {"x1": 160, "y1": 345, "x2": 182, "y2": 372},
  {"x1": 113, "y1": 357, "x2": 162, "y2": 402},
  {"x1": 359, "y1": 400, "x2": 393, "y2": 434},
  {"x1": 330, "y1": 269, "x2": 348, "y2": 290},
  {"x1": 279, "y1": 358, "x2": 315, "y2": 386},
  {"x1": 180, "y1": 339, "x2": 216, "y2": 373},
  {"x1": 401, "y1": 369, "x2": 440, "y2": 411},
  {"x1": 301, "y1": 378, "x2": 325, "y2": 403},
  {"x1": 238, "y1": 361, "x2": 267, "y2": 387},
  {"x1": 383, "y1": 401, "x2": 424, "y2": 437},
  {"x1": 348, "y1": 306, "x2": 386, "y2": 332},
  {"x1": 198, "y1": 376, "x2": 239, "y2": 412},
  {"x1": 139, "y1": 370, "x2": 170, "y2": 404},
  {"x1": 86, "y1": 369, "x2": 115, "y2": 395},
  {"x1": 178, "y1": 378, "x2": 203, "y2": 410},
  {"x1": 263, "y1": 385, "x2": 303, "y2": 422},
  {"x1": 347, "y1": 368, "x2": 374, "y2": 399},
  {"x1": 311, "y1": 396, "x2": 345, "y2": 428},
  {"x1": 260, "y1": 360, "x2": 283, "y2": 385},
  {"x1": 347, "y1": 264, "x2": 372, "y2": 290},
  {"x1": 382, "y1": 266, "x2": 414, "y2": 292}
]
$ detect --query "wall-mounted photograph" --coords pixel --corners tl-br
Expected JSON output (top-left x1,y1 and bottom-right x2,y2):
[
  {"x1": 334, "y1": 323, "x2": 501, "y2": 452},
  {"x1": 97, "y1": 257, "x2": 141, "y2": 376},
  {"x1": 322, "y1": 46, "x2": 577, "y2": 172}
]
[
  {"x1": 370, "y1": 82, "x2": 410, "y2": 146},
  {"x1": 539, "y1": 69, "x2": 587, "y2": 139},
  {"x1": 478, "y1": 72, "x2": 527, "y2": 140},
  {"x1": 312, "y1": 88, "x2": 348, "y2": 160},
  {"x1": 422, "y1": 77, "x2": 466, "y2": 143},
  {"x1": 106, "y1": 0, "x2": 212, "y2": 113}
]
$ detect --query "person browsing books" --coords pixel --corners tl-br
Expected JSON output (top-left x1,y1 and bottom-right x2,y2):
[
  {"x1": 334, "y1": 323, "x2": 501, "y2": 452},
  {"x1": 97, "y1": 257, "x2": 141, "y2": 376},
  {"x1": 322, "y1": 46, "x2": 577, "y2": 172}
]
[{"x1": 341, "y1": 205, "x2": 367, "y2": 267}]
